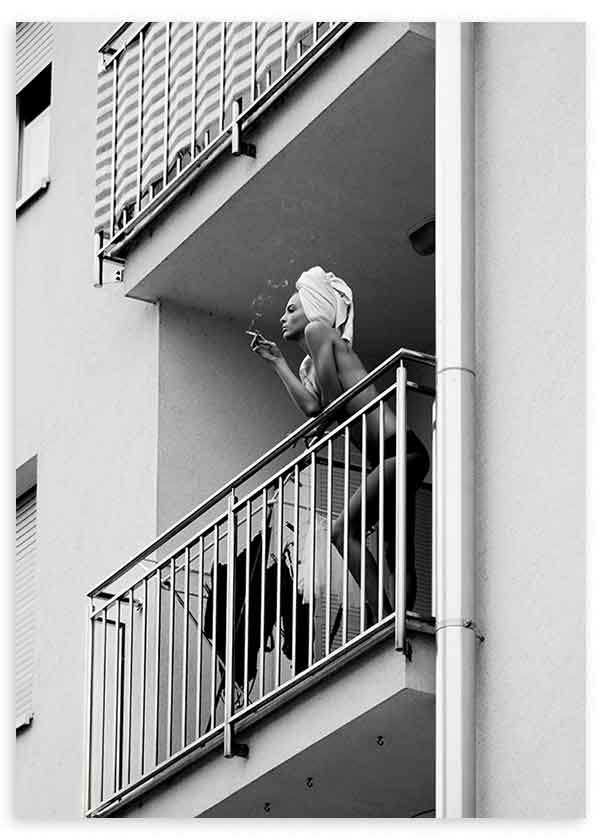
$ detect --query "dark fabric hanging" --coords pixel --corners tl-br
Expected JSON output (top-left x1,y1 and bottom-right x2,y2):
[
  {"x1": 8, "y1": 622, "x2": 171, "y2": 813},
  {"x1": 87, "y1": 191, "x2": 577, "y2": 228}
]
[{"x1": 203, "y1": 528, "x2": 312, "y2": 692}]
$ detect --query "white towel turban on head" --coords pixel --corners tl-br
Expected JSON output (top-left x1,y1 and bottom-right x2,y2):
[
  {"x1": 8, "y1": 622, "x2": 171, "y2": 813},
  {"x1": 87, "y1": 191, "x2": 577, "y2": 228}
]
[{"x1": 295, "y1": 266, "x2": 354, "y2": 408}]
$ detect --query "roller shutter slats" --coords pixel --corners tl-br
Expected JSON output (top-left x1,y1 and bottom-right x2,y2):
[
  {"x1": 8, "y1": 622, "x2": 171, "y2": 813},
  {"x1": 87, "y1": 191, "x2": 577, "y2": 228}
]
[
  {"x1": 16, "y1": 487, "x2": 36, "y2": 728},
  {"x1": 16, "y1": 23, "x2": 53, "y2": 94}
]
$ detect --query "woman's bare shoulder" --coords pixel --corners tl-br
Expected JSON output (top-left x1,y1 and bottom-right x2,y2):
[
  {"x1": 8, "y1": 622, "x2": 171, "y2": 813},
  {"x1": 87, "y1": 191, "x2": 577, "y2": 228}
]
[
  {"x1": 303, "y1": 320, "x2": 339, "y2": 344},
  {"x1": 333, "y1": 339, "x2": 368, "y2": 380}
]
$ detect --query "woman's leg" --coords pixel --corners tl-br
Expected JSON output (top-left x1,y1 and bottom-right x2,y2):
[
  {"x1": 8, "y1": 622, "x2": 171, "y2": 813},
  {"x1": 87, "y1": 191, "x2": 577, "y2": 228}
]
[
  {"x1": 332, "y1": 457, "x2": 397, "y2": 621},
  {"x1": 383, "y1": 448, "x2": 430, "y2": 611},
  {"x1": 331, "y1": 443, "x2": 430, "y2": 620}
]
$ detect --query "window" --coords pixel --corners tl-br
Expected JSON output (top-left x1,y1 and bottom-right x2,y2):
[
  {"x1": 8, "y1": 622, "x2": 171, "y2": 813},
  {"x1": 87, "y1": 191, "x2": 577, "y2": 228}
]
[{"x1": 16, "y1": 63, "x2": 51, "y2": 203}]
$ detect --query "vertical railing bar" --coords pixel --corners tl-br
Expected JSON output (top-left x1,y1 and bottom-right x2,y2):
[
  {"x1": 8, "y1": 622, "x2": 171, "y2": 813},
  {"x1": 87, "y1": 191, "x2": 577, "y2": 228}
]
[
  {"x1": 167, "y1": 556, "x2": 175, "y2": 757},
  {"x1": 136, "y1": 29, "x2": 144, "y2": 214},
  {"x1": 432, "y1": 399, "x2": 437, "y2": 618},
  {"x1": 100, "y1": 607, "x2": 108, "y2": 803},
  {"x1": 360, "y1": 414, "x2": 367, "y2": 633},
  {"x1": 112, "y1": 600, "x2": 121, "y2": 794},
  {"x1": 126, "y1": 587, "x2": 134, "y2": 786},
  {"x1": 231, "y1": 96, "x2": 241, "y2": 154},
  {"x1": 275, "y1": 476, "x2": 283, "y2": 688},
  {"x1": 259, "y1": 488, "x2": 267, "y2": 698},
  {"x1": 139, "y1": 577, "x2": 147, "y2": 777},
  {"x1": 395, "y1": 363, "x2": 408, "y2": 651},
  {"x1": 210, "y1": 525, "x2": 218, "y2": 730},
  {"x1": 162, "y1": 21, "x2": 171, "y2": 185},
  {"x1": 292, "y1": 464, "x2": 299, "y2": 675},
  {"x1": 190, "y1": 22, "x2": 198, "y2": 160},
  {"x1": 343, "y1": 427, "x2": 350, "y2": 645},
  {"x1": 243, "y1": 499, "x2": 251, "y2": 707},
  {"x1": 153, "y1": 568, "x2": 162, "y2": 766},
  {"x1": 84, "y1": 599, "x2": 95, "y2": 812},
  {"x1": 224, "y1": 489, "x2": 236, "y2": 756},
  {"x1": 219, "y1": 22, "x2": 226, "y2": 132},
  {"x1": 94, "y1": 230, "x2": 104, "y2": 289},
  {"x1": 181, "y1": 547, "x2": 190, "y2": 749},
  {"x1": 109, "y1": 57, "x2": 118, "y2": 237},
  {"x1": 195, "y1": 537, "x2": 204, "y2": 740},
  {"x1": 251, "y1": 22, "x2": 257, "y2": 101},
  {"x1": 308, "y1": 452, "x2": 316, "y2": 665},
  {"x1": 378, "y1": 402, "x2": 385, "y2": 623},
  {"x1": 313, "y1": 21, "x2": 318, "y2": 43},
  {"x1": 325, "y1": 440, "x2": 332, "y2": 655},
  {"x1": 281, "y1": 22, "x2": 287, "y2": 75}
]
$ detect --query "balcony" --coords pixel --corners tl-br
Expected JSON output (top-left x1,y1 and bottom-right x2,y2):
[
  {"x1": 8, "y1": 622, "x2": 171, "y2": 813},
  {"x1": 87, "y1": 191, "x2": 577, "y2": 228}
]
[
  {"x1": 93, "y1": 23, "x2": 435, "y2": 371},
  {"x1": 84, "y1": 348, "x2": 436, "y2": 817}
]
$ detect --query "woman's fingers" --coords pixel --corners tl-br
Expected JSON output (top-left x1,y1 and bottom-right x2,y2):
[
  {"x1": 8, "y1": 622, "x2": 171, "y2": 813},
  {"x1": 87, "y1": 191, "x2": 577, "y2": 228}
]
[{"x1": 250, "y1": 336, "x2": 276, "y2": 357}]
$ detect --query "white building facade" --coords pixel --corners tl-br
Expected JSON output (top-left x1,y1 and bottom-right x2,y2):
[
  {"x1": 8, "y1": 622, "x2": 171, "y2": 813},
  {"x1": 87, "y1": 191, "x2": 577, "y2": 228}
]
[{"x1": 15, "y1": 21, "x2": 585, "y2": 818}]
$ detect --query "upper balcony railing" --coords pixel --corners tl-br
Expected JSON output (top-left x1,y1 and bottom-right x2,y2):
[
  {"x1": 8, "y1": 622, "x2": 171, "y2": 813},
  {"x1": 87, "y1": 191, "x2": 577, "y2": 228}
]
[
  {"x1": 94, "y1": 21, "x2": 354, "y2": 283},
  {"x1": 83, "y1": 347, "x2": 436, "y2": 816}
]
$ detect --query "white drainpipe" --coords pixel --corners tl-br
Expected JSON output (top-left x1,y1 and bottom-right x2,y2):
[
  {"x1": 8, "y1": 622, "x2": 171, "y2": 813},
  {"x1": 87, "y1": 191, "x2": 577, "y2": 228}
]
[{"x1": 435, "y1": 22, "x2": 477, "y2": 818}]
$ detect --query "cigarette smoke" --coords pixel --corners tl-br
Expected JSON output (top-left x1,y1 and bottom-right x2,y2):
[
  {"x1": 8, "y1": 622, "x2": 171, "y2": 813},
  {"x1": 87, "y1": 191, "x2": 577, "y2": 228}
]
[{"x1": 248, "y1": 275, "x2": 290, "y2": 330}]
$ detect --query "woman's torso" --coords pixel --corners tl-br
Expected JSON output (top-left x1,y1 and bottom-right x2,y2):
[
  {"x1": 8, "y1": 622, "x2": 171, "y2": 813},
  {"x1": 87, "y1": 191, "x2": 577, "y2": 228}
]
[{"x1": 329, "y1": 338, "x2": 408, "y2": 460}]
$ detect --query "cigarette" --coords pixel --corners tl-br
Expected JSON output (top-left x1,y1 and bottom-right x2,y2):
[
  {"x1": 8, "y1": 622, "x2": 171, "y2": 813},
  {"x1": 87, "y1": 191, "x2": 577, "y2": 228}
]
[{"x1": 245, "y1": 330, "x2": 266, "y2": 344}]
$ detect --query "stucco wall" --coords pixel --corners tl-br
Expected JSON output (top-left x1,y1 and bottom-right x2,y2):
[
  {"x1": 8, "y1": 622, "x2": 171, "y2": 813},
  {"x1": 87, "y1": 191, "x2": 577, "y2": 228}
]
[
  {"x1": 157, "y1": 301, "x2": 308, "y2": 532},
  {"x1": 474, "y1": 23, "x2": 585, "y2": 816},
  {"x1": 15, "y1": 23, "x2": 159, "y2": 818}
]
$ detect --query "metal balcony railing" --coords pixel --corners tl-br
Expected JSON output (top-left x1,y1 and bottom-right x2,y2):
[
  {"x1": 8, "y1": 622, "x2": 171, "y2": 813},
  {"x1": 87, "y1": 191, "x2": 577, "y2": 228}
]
[
  {"x1": 94, "y1": 21, "x2": 354, "y2": 284},
  {"x1": 83, "y1": 347, "x2": 436, "y2": 816}
]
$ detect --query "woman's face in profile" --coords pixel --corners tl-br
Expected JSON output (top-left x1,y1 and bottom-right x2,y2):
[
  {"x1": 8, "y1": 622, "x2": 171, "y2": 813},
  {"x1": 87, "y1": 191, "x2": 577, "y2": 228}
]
[{"x1": 280, "y1": 292, "x2": 309, "y2": 341}]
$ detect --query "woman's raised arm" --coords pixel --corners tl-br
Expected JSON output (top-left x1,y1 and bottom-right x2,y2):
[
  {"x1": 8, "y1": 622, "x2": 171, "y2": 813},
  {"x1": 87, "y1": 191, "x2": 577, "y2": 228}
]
[{"x1": 251, "y1": 336, "x2": 321, "y2": 417}]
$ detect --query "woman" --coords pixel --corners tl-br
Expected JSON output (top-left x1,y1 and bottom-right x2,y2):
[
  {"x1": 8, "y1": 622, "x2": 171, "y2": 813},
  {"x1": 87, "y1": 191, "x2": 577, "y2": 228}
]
[{"x1": 250, "y1": 266, "x2": 429, "y2": 622}]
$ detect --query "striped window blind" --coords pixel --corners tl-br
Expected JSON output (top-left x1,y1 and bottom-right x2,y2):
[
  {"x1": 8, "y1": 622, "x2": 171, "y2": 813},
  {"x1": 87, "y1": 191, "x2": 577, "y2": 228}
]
[
  {"x1": 16, "y1": 487, "x2": 37, "y2": 729},
  {"x1": 16, "y1": 22, "x2": 53, "y2": 94},
  {"x1": 94, "y1": 21, "x2": 332, "y2": 243},
  {"x1": 316, "y1": 435, "x2": 433, "y2": 618}
]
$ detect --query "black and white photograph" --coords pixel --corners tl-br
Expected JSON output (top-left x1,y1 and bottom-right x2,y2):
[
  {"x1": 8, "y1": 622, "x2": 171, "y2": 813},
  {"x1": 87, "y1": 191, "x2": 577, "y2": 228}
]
[{"x1": 12, "y1": 9, "x2": 588, "y2": 823}]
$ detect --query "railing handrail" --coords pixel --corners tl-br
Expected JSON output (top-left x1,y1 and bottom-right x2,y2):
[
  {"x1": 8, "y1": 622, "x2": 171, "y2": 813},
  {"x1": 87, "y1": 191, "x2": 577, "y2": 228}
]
[
  {"x1": 87, "y1": 346, "x2": 435, "y2": 598},
  {"x1": 98, "y1": 22, "x2": 133, "y2": 56}
]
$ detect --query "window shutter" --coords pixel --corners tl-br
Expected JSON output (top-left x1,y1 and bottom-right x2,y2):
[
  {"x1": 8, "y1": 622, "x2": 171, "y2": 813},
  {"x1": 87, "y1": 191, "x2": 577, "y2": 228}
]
[
  {"x1": 16, "y1": 487, "x2": 37, "y2": 729},
  {"x1": 413, "y1": 485, "x2": 433, "y2": 617},
  {"x1": 16, "y1": 22, "x2": 53, "y2": 94}
]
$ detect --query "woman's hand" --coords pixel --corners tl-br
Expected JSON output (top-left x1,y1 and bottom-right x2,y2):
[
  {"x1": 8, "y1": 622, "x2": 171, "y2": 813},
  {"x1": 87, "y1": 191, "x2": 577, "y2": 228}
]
[{"x1": 250, "y1": 334, "x2": 283, "y2": 364}]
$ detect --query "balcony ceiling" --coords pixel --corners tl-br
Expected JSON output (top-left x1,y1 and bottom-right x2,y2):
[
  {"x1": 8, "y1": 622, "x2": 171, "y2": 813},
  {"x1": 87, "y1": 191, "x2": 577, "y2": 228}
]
[{"x1": 128, "y1": 31, "x2": 435, "y2": 363}]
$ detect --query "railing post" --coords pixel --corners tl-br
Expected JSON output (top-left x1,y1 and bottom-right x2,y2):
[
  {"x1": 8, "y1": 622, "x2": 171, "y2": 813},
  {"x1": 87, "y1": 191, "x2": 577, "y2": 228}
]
[
  {"x1": 94, "y1": 231, "x2": 104, "y2": 288},
  {"x1": 231, "y1": 98, "x2": 241, "y2": 155},
  {"x1": 394, "y1": 362, "x2": 408, "y2": 654},
  {"x1": 83, "y1": 597, "x2": 95, "y2": 814},
  {"x1": 431, "y1": 398, "x2": 437, "y2": 619},
  {"x1": 162, "y1": 22, "x2": 171, "y2": 186},
  {"x1": 219, "y1": 23, "x2": 226, "y2": 132},
  {"x1": 251, "y1": 22, "x2": 257, "y2": 101},
  {"x1": 223, "y1": 489, "x2": 235, "y2": 756},
  {"x1": 136, "y1": 28, "x2": 144, "y2": 214},
  {"x1": 231, "y1": 97, "x2": 256, "y2": 158},
  {"x1": 224, "y1": 489, "x2": 249, "y2": 758},
  {"x1": 109, "y1": 58, "x2": 118, "y2": 237},
  {"x1": 190, "y1": 23, "x2": 198, "y2": 160}
]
